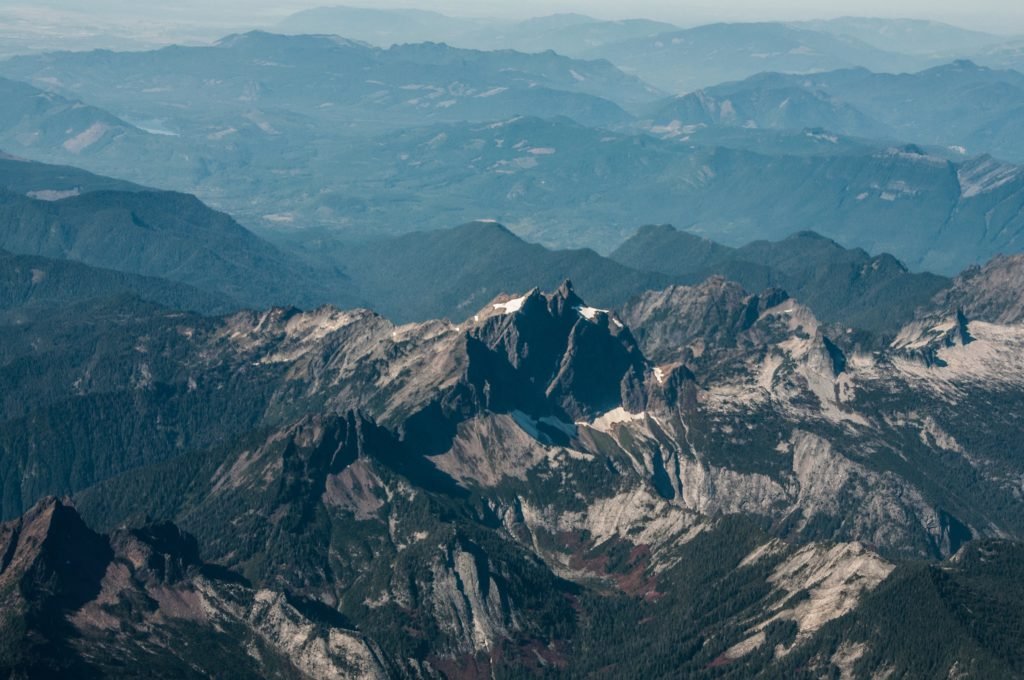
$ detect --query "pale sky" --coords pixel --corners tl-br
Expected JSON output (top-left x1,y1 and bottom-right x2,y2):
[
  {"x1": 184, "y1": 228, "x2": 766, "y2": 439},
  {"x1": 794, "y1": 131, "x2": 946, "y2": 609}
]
[{"x1": 17, "y1": 0, "x2": 1024, "y2": 35}]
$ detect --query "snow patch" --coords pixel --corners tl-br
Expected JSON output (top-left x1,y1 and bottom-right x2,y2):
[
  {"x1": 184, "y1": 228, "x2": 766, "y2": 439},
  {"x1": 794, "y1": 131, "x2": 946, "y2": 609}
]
[
  {"x1": 477, "y1": 87, "x2": 508, "y2": 98},
  {"x1": 63, "y1": 123, "x2": 109, "y2": 153},
  {"x1": 579, "y1": 407, "x2": 646, "y2": 433},
  {"x1": 492, "y1": 295, "x2": 527, "y2": 315},
  {"x1": 27, "y1": 188, "x2": 80, "y2": 201},
  {"x1": 805, "y1": 130, "x2": 838, "y2": 144},
  {"x1": 138, "y1": 125, "x2": 179, "y2": 137},
  {"x1": 575, "y1": 305, "x2": 622, "y2": 327}
]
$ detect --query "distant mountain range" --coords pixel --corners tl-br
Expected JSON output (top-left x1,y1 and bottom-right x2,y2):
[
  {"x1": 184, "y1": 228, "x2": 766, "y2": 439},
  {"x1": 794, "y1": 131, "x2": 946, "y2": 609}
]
[
  {"x1": 245, "y1": 118, "x2": 1024, "y2": 274},
  {"x1": 0, "y1": 153, "x2": 957, "y2": 337},
  {"x1": 792, "y1": 17, "x2": 1013, "y2": 56},
  {"x1": 579, "y1": 22, "x2": 928, "y2": 93},
  {"x1": 271, "y1": 9, "x2": 1024, "y2": 93},
  {"x1": 646, "y1": 60, "x2": 1024, "y2": 162},
  {"x1": 0, "y1": 152, "x2": 1006, "y2": 338},
  {"x1": 2, "y1": 38, "x2": 1024, "y2": 275},
  {"x1": 0, "y1": 31, "x2": 659, "y2": 133},
  {"x1": 275, "y1": 5, "x2": 483, "y2": 46},
  {"x1": 611, "y1": 226, "x2": 950, "y2": 333},
  {"x1": 277, "y1": 8, "x2": 679, "y2": 58},
  {"x1": 4, "y1": 91, "x2": 1024, "y2": 275},
  {"x1": 325, "y1": 220, "x2": 672, "y2": 324}
]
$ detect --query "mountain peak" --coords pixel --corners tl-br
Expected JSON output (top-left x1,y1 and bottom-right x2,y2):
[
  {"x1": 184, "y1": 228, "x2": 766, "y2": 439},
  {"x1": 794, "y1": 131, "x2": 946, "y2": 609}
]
[
  {"x1": 215, "y1": 31, "x2": 368, "y2": 52},
  {"x1": 467, "y1": 283, "x2": 644, "y2": 420},
  {"x1": 948, "y1": 58, "x2": 983, "y2": 70},
  {"x1": 634, "y1": 223, "x2": 681, "y2": 238},
  {"x1": 459, "y1": 219, "x2": 515, "y2": 236},
  {"x1": 785, "y1": 230, "x2": 833, "y2": 242},
  {"x1": 552, "y1": 279, "x2": 582, "y2": 308},
  {"x1": 0, "y1": 496, "x2": 111, "y2": 614}
]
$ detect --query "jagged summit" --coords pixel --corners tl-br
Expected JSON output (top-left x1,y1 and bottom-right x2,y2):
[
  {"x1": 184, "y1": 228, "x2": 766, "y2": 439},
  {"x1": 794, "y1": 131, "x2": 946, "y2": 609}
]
[
  {"x1": 470, "y1": 281, "x2": 645, "y2": 420},
  {"x1": 476, "y1": 279, "x2": 613, "y2": 326},
  {"x1": 6, "y1": 263, "x2": 1024, "y2": 676}
]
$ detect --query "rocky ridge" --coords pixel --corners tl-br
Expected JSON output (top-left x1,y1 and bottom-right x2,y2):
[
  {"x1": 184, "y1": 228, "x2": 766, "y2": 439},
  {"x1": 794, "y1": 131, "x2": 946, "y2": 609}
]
[{"x1": 3, "y1": 262, "x2": 1024, "y2": 676}]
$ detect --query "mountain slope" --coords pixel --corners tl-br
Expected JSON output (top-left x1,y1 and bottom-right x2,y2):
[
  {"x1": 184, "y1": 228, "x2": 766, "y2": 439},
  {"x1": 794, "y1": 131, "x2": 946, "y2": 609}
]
[
  {"x1": 0, "y1": 76, "x2": 151, "y2": 160},
  {"x1": 6, "y1": 496, "x2": 1020, "y2": 679},
  {"x1": 973, "y1": 38, "x2": 1024, "y2": 73},
  {"x1": 611, "y1": 226, "x2": 950, "y2": 333},
  {"x1": 326, "y1": 220, "x2": 672, "y2": 323},
  {"x1": 0, "y1": 187, "x2": 358, "y2": 309},
  {"x1": 930, "y1": 252, "x2": 1024, "y2": 324},
  {"x1": 0, "y1": 152, "x2": 142, "y2": 195},
  {"x1": 584, "y1": 22, "x2": 926, "y2": 93},
  {"x1": 3, "y1": 76, "x2": 1022, "y2": 274},
  {"x1": 794, "y1": 17, "x2": 1009, "y2": 56},
  {"x1": 645, "y1": 74, "x2": 891, "y2": 140},
  {"x1": 650, "y1": 61, "x2": 1024, "y2": 162},
  {"x1": 0, "y1": 497, "x2": 389, "y2": 678},
  {"x1": 0, "y1": 155, "x2": 360, "y2": 310},
  {"x1": 782, "y1": 539, "x2": 1024, "y2": 678},
  {"x1": 0, "y1": 249, "x2": 230, "y2": 314}
]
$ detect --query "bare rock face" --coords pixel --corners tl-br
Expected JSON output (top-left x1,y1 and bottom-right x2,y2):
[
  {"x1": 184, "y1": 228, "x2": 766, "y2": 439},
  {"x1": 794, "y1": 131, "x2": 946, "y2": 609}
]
[
  {"x1": 0, "y1": 496, "x2": 111, "y2": 621},
  {"x1": 0, "y1": 497, "x2": 388, "y2": 678},
  {"x1": 934, "y1": 253, "x2": 1024, "y2": 324},
  {"x1": 619, "y1": 276, "x2": 789, "y2": 364},
  {"x1": 470, "y1": 280, "x2": 647, "y2": 420},
  {"x1": 890, "y1": 308, "x2": 973, "y2": 367}
]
